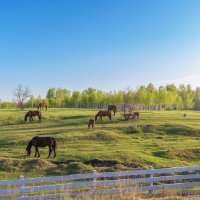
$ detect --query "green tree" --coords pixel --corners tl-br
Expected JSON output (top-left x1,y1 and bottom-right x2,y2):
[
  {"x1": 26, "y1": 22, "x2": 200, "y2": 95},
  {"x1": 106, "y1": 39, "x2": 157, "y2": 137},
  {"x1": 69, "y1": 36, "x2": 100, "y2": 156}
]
[
  {"x1": 179, "y1": 84, "x2": 194, "y2": 109},
  {"x1": 194, "y1": 87, "x2": 200, "y2": 110},
  {"x1": 46, "y1": 88, "x2": 56, "y2": 99},
  {"x1": 71, "y1": 91, "x2": 81, "y2": 108}
]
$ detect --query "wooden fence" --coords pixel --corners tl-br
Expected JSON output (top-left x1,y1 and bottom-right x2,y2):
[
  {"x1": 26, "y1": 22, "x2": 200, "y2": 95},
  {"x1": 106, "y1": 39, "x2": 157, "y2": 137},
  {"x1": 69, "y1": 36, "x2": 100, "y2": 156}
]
[{"x1": 0, "y1": 166, "x2": 200, "y2": 199}]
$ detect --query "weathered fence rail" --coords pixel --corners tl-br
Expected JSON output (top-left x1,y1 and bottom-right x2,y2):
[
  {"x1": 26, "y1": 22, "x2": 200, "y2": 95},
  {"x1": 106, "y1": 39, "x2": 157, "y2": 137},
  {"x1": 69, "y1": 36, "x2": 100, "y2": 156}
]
[{"x1": 0, "y1": 166, "x2": 200, "y2": 199}]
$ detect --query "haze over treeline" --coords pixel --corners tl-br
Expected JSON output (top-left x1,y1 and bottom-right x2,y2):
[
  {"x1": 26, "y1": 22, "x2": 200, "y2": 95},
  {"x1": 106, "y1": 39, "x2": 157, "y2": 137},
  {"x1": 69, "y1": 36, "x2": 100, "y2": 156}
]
[{"x1": 1, "y1": 83, "x2": 200, "y2": 110}]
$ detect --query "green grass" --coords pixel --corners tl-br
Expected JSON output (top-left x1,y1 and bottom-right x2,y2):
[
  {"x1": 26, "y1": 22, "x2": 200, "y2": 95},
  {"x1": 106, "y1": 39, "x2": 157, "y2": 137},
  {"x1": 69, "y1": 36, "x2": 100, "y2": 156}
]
[{"x1": 0, "y1": 108, "x2": 199, "y2": 179}]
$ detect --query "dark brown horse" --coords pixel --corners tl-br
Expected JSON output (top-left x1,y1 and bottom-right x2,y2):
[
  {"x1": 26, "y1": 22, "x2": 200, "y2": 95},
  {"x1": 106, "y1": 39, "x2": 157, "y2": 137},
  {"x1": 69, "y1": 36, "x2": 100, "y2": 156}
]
[
  {"x1": 108, "y1": 105, "x2": 117, "y2": 115},
  {"x1": 26, "y1": 136, "x2": 57, "y2": 158},
  {"x1": 88, "y1": 119, "x2": 95, "y2": 130},
  {"x1": 24, "y1": 110, "x2": 42, "y2": 122},
  {"x1": 95, "y1": 111, "x2": 111, "y2": 122},
  {"x1": 38, "y1": 101, "x2": 47, "y2": 111},
  {"x1": 133, "y1": 112, "x2": 139, "y2": 120}
]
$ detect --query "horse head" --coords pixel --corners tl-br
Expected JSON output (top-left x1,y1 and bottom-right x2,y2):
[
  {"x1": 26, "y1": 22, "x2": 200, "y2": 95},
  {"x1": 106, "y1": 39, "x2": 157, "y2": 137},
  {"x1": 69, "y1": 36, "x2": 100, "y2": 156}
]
[
  {"x1": 26, "y1": 141, "x2": 32, "y2": 156},
  {"x1": 24, "y1": 111, "x2": 31, "y2": 122}
]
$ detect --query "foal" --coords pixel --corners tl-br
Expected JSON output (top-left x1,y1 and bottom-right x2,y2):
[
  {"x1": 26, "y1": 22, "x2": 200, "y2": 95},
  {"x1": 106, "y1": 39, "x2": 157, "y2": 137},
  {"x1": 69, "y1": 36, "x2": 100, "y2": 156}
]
[
  {"x1": 88, "y1": 119, "x2": 95, "y2": 130},
  {"x1": 133, "y1": 112, "x2": 139, "y2": 120}
]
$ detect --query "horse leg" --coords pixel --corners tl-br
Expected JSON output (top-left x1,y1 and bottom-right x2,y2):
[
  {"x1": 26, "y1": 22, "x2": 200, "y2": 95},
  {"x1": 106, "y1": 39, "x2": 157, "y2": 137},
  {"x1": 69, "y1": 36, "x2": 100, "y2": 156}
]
[
  {"x1": 37, "y1": 148, "x2": 40, "y2": 157},
  {"x1": 47, "y1": 146, "x2": 52, "y2": 158},
  {"x1": 29, "y1": 116, "x2": 32, "y2": 122},
  {"x1": 53, "y1": 147, "x2": 56, "y2": 157},
  {"x1": 38, "y1": 115, "x2": 41, "y2": 123},
  {"x1": 34, "y1": 147, "x2": 38, "y2": 157}
]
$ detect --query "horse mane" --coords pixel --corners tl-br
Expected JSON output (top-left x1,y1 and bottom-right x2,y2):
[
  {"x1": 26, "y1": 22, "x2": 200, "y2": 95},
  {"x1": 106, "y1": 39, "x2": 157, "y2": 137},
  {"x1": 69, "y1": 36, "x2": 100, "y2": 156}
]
[
  {"x1": 24, "y1": 111, "x2": 31, "y2": 121},
  {"x1": 32, "y1": 136, "x2": 39, "y2": 140},
  {"x1": 26, "y1": 140, "x2": 33, "y2": 152},
  {"x1": 95, "y1": 111, "x2": 101, "y2": 121}
]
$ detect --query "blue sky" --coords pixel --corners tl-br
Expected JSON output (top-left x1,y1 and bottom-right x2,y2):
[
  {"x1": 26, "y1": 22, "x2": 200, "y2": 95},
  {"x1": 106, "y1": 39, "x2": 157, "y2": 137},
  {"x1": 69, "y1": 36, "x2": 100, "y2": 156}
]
[{"x1": 0, "y1": 0, "x2": 200, "y2": 101}]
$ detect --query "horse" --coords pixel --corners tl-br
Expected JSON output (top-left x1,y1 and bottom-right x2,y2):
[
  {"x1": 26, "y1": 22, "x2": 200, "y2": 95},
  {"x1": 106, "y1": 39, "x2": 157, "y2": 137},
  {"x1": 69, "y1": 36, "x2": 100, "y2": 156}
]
[
  {"x1": 95, "y1": 111, "x2": 111, "y2": 122},
  {"x1": 38, "y1": 101, "x2": 47, "y2": 111},
  {"x1": 108, "y1": 105, "x2": 117, "y2": 115},
  {"x1": 88, "y1": 119, "x2": 95, "y2": 130},
  {"x1": 26, "y1": 136, "x2": 57, "y2": 158},
  {"x1": 183, "y1": 113, "x2": 187, "y2": 118},
  {"x1": 133, "y1": 112, "x2": 139, "y2": 120},
  {"x1": 24, "y1": 110, "x2": 42, "y2": 122}
]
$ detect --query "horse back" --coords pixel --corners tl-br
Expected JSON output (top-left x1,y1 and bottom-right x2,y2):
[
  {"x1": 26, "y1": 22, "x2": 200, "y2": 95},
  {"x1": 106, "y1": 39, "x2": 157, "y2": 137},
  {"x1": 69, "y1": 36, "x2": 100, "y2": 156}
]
[{"x1": 32, "y1": 136, "x2": 56, "y2": 147}]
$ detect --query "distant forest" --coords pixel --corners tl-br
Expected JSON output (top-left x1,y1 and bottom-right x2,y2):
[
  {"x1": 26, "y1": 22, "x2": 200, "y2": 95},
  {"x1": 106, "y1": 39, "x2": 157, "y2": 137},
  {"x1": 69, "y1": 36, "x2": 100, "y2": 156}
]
[{"x1": 1, "y1": 83, "x2": 200, "y2": 110}]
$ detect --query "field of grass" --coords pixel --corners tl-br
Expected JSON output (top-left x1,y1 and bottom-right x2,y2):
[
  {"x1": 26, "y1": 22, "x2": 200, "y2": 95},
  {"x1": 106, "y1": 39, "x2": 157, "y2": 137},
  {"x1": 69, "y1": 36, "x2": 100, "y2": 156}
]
[{"x1": 0, "y1": 108, "x2": 199, "y2": 180}]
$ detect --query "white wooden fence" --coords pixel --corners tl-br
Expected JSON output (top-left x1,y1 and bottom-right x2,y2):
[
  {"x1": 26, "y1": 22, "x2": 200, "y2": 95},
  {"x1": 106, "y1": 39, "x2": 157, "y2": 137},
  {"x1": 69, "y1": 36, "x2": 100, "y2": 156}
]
[{"x1": 0, "y1": 166, "x2": 199, "y2": 199}]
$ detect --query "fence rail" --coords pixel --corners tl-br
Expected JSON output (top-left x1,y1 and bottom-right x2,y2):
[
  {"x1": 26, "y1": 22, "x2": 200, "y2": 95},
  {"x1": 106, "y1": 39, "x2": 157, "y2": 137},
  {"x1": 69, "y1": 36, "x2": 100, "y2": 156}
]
[{"x1": 0, "y1": 166, "x2": 200, "y2": 199}]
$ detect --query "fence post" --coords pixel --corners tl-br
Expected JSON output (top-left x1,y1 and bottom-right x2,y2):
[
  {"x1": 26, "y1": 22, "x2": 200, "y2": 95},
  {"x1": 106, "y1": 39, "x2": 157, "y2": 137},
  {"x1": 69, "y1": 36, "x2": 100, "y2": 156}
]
[
  {"x1": 19, "y1": 175, "x2": 25, "y2": 198},
  {"x1": 92, "y1": 170, "x2": 97, "y2": 200},
  {"x1": 149, "y1": 166, "x2": 154, "y2": 196}
]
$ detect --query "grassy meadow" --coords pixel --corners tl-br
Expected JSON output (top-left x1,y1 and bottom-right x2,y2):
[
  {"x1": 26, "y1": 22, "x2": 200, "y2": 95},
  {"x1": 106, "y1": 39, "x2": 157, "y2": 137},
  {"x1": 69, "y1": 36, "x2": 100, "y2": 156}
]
[{"x1": 0, "y1": 108, "x2": 199, "y2": 180}]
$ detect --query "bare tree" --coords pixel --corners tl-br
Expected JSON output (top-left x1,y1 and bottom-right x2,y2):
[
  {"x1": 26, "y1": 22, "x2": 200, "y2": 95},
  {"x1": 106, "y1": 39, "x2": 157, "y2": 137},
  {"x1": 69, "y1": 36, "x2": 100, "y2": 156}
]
[{"x1": 13, "y1": 85, "x2": 31, "y2": 110}]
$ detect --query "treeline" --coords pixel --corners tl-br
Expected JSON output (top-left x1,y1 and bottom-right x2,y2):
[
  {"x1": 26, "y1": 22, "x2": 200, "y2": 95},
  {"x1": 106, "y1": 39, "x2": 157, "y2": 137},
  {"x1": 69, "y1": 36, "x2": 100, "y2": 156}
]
[
  {"x1": 1, "y1": 84, "x2": 200, "y2": 110},
  {"x1": 28, "y1": 84, "x2": 200, "y2": 110},
  {"x1": 0, "y1": 102, "x2": 16, "y2": 109}
]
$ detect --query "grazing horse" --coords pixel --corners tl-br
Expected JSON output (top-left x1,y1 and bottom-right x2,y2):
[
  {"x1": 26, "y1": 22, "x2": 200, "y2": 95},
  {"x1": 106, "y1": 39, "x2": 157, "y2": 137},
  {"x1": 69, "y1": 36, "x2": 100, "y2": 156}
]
[
  {"x1": 24, "y1": 110, "x2": 42, "y2": 122},
  {"x1": 95, "y1": 111, "x2": 111, "y2": 122},
  {"x1": 26, "y1": 136, "x2": 57, "y2": 158},
  {"x1": 88, "y1": 119, "x2": 95, "y2": 130},
  {"x1": 133, "y1": 112, "x2": 139, "y2": 120},
  {"x1": 108, "y1": 105, "x2": 117, "y2": 115},
  {"x1": 38, "y1": 101, "x2": 47, "y2": 111}
]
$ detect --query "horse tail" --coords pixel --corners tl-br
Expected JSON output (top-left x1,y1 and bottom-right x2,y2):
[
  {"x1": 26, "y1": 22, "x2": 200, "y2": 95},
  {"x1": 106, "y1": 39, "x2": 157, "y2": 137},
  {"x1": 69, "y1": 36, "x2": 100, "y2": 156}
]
[{"x1": 52, "y1": 138, "x2": 57, "y2": 149}]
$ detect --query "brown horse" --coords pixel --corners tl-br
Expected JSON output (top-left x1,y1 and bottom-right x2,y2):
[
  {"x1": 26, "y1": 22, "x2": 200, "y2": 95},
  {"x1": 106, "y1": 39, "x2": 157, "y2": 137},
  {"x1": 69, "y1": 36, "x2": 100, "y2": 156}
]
[
  {"x1": 133, "y1": 112, "x2": 139, "y2": 120},
  {"x1": 26, "y1": 136, "x2": 57, "y2": 158},
  {"x1": 108, "y1": 105, "x2": 117, "y2": 115},
  {"x1": 88, "y1": 119, "x2": 95, "y2": 130},
  {"x1": 38, "y1": 101, "x2": 47, "y2": 111},
  {"x1": 95, "y1": 111, "x2": 111, "y2": 122},
  {"x1": 24, "y1": 110, "x2": 42, "y2": 122}
]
